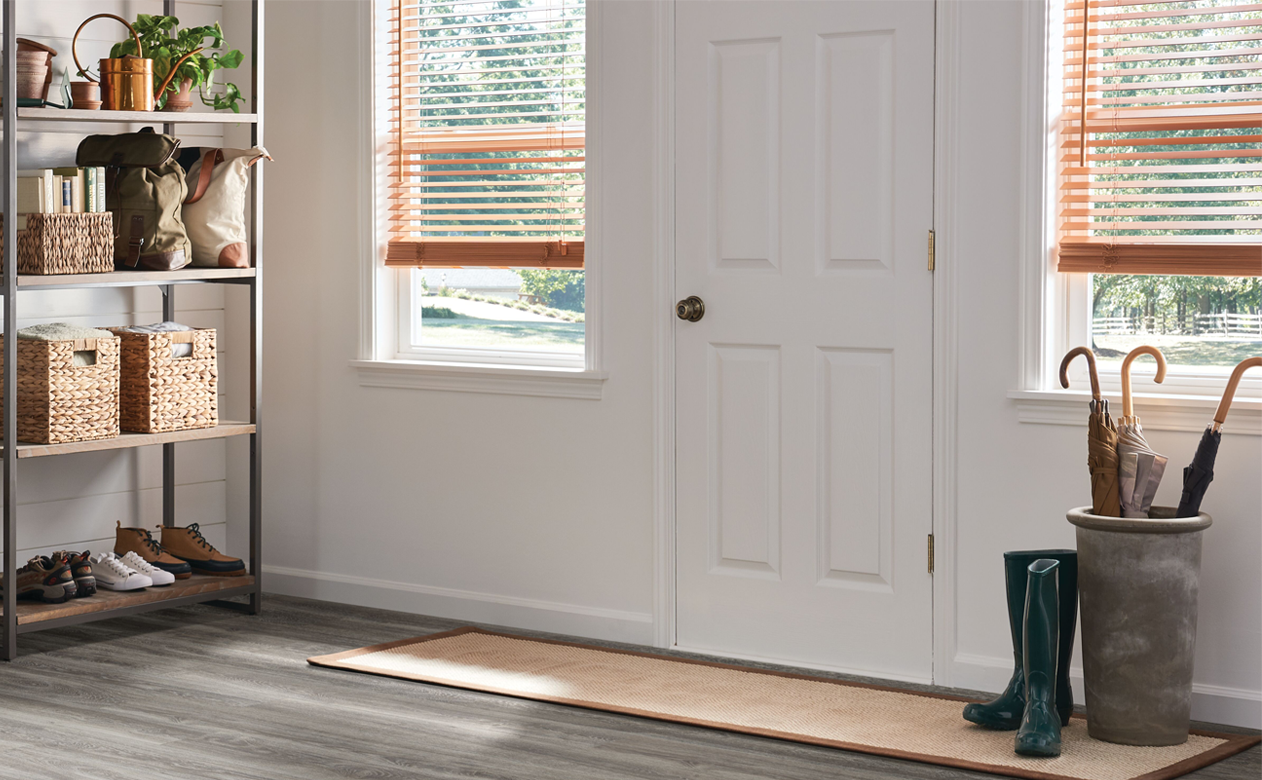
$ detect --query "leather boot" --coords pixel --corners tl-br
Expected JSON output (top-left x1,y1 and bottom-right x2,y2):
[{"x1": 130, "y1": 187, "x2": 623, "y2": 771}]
[
  {"x1": 1015, "y1": 559, "x2": 1062, "y2": 757},
  {"x1": 160, "y1": 523, "x2": 245, "y2": 576},
  {"x1": 962, "y1": 550, "x2": 1077, "y2": 730}
]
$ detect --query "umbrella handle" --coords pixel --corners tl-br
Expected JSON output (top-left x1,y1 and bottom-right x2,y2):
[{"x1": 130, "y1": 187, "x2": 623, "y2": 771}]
[
  {"x1": 1213, "y1": 356, "x2": 1262, "y2": 431},
  {"x1": 1120, "y1": 346, "x2": 1167, "y2": 420},
  {"x1": 1059, "y1": 347, "x2": 1101, "y2": 402}
]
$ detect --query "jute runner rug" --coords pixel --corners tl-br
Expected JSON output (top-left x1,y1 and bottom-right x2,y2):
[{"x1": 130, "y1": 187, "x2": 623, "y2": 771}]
[{"x1": 308, "y1": 628, "x2": 1258, "y2": 780}]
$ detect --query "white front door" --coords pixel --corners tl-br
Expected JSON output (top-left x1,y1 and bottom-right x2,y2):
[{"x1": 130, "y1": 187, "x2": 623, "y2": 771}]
[{"x1": 675, "y1": 0, "x2": 936, "y2": 680}]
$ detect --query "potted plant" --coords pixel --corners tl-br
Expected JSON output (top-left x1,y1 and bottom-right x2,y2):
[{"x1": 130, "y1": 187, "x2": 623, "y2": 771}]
[{"x1": 109, "y1": 15, "x2": 244, "y2": 113}]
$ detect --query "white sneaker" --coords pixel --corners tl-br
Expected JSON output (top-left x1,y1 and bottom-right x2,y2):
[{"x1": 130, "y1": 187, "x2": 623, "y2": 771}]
[
  {"x1": 118, "y1": 550, "x2": 175, "y2": 587},
  {"x1": 89, "y1": 552, "x2": 153, "y2": 591}
]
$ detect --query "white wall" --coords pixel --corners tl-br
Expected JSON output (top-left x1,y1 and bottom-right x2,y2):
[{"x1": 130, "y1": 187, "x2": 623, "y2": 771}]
[
  {"x1": 945, "y1": 0, "x2": 1261, "y2": 730},
  {"x1": 262, "y1": 0, "x2": 658, "y2": 643},
  {"x1": 2, "y1": 0, "x2": 239, "y2": 564},
  {"x1": 261, "y1": 0, "x2": 1261, "y2": 727}
]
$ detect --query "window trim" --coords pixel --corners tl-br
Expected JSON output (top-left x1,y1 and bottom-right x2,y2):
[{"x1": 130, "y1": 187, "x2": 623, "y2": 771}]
[
  {"x1": 355, "y1": 0, "x2": 605, "y2": 395},
  {"x1": 1016, "y1": 0, "x2": 1260, "y2": 430}
]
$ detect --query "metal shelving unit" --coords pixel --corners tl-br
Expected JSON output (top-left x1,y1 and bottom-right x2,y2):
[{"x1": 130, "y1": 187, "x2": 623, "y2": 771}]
[{"x1": 0, "y1": 0, "x2": 264, "y2": 660}]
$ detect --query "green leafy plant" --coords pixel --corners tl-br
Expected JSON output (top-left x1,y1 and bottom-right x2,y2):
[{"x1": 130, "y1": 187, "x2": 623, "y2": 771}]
[
  {"x1": 109, "y1": 15, "x2": 244, "y2": 112},
  {"x1": 422, "y1": 305, "x2": 458, "y2": 319}
]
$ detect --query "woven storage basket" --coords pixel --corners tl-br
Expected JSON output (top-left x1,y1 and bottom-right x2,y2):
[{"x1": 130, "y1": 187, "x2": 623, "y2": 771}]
[
  {"x1": 109, "y1": 328, "x2": 218, "y2": 433},
  {"x1": 0, "y1": 335, "x2": 120, "y2": 444},
  {"x1": 1, "y1": 213, "x2": 114, "y2": 275}
]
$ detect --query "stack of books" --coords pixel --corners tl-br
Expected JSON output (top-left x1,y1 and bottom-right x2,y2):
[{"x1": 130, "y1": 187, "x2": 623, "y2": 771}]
[{"x1": 17, "y1": 167, "x2": 107, "y2": 227}]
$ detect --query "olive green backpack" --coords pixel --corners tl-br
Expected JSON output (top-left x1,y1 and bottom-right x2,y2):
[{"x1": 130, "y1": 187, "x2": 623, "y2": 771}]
[{"x1": 77, "y1": 129, "x2": 192, "y2": 270}]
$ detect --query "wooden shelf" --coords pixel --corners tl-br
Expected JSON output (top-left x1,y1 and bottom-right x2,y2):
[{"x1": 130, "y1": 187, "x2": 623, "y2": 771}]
[
  {"x1": 8, "y1": 267, "x2": 256, "y2": 291},
  {"x1": 6, "y1": 574, "x2": 255, "y2": 626},
  {"x1": 17, "y1": 107, "x2": 258, "y2": 125},
  {"x1": 11, "y1": 421, "x2": 255, "y2": 459}
]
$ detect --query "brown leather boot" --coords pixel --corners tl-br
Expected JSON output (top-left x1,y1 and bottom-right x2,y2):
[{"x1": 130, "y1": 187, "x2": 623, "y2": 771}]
[
  {"x1": 159, "y1": 523, "x2": 245, "y2": 576},
  {"x1": 115, "y1": 522, "x2": 193, "y2": 580}
]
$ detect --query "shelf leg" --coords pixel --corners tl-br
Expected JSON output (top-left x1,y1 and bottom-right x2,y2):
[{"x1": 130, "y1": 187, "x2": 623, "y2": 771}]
[
  {"x1": 162, "y1": 286, "x2": 176, "y2": 529},
  {"x1": 248, "y1": 0, "x2": 265, "y2": 618},
  {"x1": 2, "y1": 0, "x2": 18, "y2": 662}
]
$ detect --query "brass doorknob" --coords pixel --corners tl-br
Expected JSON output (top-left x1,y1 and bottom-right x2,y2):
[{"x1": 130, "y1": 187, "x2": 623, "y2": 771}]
[{"x1": 676, "y1": 296, "x2": 705, "y2": 322}]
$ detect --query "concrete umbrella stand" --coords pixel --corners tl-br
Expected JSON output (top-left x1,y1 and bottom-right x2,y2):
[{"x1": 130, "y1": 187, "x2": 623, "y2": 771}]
[{"x1": 1067, "y1": 506, "x2": 1212, "y2": 746}]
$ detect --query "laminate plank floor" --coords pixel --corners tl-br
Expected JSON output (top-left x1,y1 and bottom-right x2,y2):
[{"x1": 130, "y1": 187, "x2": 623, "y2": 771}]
[{"x1": 0, "y1": 594, "x2": 1256, "y2": 780}]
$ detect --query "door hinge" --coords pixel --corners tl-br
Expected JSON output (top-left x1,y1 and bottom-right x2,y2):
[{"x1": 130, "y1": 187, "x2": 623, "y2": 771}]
[
  {"x1": 927, "y1": 533, "x2": 935, "y2": 574},
  {"x1": 927, "y1": 229, "x2": 936, "y2": 272}
]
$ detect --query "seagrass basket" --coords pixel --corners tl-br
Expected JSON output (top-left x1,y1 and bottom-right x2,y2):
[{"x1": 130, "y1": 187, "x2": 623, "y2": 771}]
[
  {"x1": 1, "y1": 213, "x2": 114, "y2": 275},
  {"x1": 109, "y1": 328, "x2": 218, "y2": 433},
  {"x1": 0, "y1": 335, "x2": 120, "y2": 444}
]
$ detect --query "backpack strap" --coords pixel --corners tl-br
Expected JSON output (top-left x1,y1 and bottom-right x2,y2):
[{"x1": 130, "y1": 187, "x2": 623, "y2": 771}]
[
  {"x1": 126, "y1": 214, "x2": 145, "y2": 268},
  {"x1": 185, "y1": 148, "x2": 224, "y2": 205}
]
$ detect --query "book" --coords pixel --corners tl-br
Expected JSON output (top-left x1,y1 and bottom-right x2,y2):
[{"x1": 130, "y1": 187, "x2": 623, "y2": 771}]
[
  {"x1": 16, "y1": 176, "x2": 46, "y2": 215},
  {"x1": 96, "y1": 167, "x2": 105, "y2": 212},
  {"x1": 53, "y1": 167, "x2": 85, "y2": 213},
  {"x1": 83, "y1": 167, "x2": 97, "y2": 213},
  {"x1": 16, "y1": 169, "x2": 54, "y2": 214}
]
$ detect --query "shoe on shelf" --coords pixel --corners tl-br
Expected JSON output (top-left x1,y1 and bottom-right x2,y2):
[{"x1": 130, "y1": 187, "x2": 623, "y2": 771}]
[
  {"x1": 159, "y1": 523, "x2": 245, "y2": 577},
  {"x1": 117, "y1": 551, "x2": 175, "y2": 587},
  {"x1": 0, "y1": 556, "x2": 78, "y2": 603},
  {"x1": 89, "y1": 552, "x2": 153, "y2": 591},
  {"x1": 53, "y1": 550, "x2": 97, "y2": 598},
  {"x1": 115, "y1": 522, "x2": 192, "y2": 580}
]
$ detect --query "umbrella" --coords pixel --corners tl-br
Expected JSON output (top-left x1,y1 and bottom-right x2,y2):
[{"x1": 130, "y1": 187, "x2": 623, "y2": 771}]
[
  {"x1": 1060, "y1": 347, "x2": 1119, "y2": 517},
  {"x1": 1117, "y1": 346, "x2": 1168, "y2": 518},
  {"x1": 1176, "y1": 356, "x2": 1262, "y2": 517}
]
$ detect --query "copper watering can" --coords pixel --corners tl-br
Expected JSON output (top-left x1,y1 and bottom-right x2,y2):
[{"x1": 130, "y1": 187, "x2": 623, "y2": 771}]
[{"x1": 71, "y1": 14, "x2": 202, "y2": 112}]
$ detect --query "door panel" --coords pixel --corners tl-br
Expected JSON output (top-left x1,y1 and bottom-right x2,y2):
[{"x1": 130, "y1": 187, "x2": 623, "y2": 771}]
[{"x1": 675, "y1": 0, "x2": 935, "y2": 680}]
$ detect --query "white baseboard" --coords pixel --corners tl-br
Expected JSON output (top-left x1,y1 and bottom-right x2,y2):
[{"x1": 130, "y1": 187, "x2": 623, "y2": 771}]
[
  {"x1": 263, "y1": 565, "x2": 656, "y2": 645},
  {"x1": 951, "y1": 653, "x2": 1262, "y2": 730}
]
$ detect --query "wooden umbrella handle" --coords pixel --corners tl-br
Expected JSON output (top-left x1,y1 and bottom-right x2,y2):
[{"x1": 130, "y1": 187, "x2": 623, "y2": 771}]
[
  {"x1": 1120, "y1": 345, "x2": 1167, "y2": 420},
  {"x1": 1213, "y1": 356, "x2": 1262, "y2": 431},
  {"x1": 1059, "y1": 347, "x2": 1101, "y2": 402}
]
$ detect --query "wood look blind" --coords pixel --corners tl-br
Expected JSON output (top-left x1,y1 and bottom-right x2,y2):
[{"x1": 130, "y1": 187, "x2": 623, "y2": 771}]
[
  {"x1": 1059, "y1": 0, "x2": 1262, "y2": 276},
  {"x1": 387, "y1": 0, "x2": 585, "y2": 269}
]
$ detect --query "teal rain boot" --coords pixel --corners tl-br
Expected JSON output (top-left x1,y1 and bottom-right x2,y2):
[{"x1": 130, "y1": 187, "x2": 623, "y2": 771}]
[
  {"x1": 1015, "y1": 558, "x2": 1062, "y2": 757},
  {"x1": 963, "y1": 550, "x2": 1077, "y2": 730}
]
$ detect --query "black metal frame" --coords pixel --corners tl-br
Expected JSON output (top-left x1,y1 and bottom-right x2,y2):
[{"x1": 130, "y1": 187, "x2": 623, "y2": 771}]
[{"x1": 0, "y1": 0, "x2": 264, "y2": 660}]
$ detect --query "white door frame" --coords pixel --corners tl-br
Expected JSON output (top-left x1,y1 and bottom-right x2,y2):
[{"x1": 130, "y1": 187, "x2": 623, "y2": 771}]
[{"x1": 649, "y1": 1, "x2": 963, "y2": 686}]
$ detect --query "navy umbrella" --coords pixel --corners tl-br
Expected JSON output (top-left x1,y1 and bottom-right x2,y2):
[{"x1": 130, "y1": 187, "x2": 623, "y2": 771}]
[{"x1": 1176, "y1": 356, "x2": 1261, "y2": 518}]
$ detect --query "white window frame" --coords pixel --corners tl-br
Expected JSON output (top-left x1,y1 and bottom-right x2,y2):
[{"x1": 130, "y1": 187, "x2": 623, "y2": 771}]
[
  {"x1": 352, "y1": 0, "x2": 607, "y2": 398},
  {"x1": 1011, "y1": 0, "x2": 1260, "y2": 434}
]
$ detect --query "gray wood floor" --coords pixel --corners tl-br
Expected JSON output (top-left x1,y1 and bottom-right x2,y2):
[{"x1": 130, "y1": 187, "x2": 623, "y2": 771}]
[{"x1": 0, "y1": 594, "x2": 1256, "y2": 780}]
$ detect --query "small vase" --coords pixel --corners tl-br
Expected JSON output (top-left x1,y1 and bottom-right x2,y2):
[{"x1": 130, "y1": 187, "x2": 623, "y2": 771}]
[{"x1": 161, "y1": 78, "x2": 194, "y2": 113}]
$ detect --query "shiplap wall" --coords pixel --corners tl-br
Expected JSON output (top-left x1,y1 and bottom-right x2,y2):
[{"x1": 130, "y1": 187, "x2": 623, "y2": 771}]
[{"x1": 2, "y1": 0, "x2": 252, "y2": 565}]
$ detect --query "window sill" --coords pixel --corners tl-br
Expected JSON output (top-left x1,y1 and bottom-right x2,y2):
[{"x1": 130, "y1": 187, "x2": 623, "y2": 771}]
[
  {"x1": 1010, "y1": 390, "x2": 1261, "y2": 437},
  {"x1": 350, "y1": 359, "x2": 608, "y2": 400}
]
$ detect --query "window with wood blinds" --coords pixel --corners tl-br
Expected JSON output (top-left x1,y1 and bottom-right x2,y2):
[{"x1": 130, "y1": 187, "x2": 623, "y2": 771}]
[
  {"x1": 386, "y1": 0, "x2": 585, "y2": 269},
  {"x1": 1058, "y1": 0, "x2": 1262, "y2": 276}
]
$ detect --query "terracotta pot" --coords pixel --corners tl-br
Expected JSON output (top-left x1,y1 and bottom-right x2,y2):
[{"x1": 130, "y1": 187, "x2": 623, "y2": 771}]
[
  {"x1": 16, "y1": 65, "x2": 49, "y2": 100},
  {"x1": 70, "y1": 81, "x2": 101, "y2": 109},
  {"x1": 161, "y1": 78, "x2": 194, "y2": 112}
]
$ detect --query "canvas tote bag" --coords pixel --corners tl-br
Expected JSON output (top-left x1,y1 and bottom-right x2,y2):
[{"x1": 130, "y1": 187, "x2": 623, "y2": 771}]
[{"x1": 182, "y1": 147, "x2": 271, "y2": 268}]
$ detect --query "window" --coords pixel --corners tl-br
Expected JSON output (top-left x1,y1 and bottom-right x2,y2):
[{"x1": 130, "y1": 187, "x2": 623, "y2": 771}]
[
  {"x1": 386, "y1": 0, "x2": 587, "y2": 366},
  {"x1": 1057, "y1": 0, "x2": 1260, "y2": 373}
]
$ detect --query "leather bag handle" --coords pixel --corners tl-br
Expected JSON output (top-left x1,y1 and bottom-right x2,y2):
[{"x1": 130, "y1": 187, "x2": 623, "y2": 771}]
[{"x1": 185, "y1": 148, "x2": 223, "y2": 205}]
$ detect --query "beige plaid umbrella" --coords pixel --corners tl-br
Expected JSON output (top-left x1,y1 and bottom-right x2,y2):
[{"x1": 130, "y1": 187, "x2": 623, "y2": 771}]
[
  {"x1": 1061, "y1": 347, "x2": 1119, "y2": 517},
  {"x1": 1117, "y1": 346, "x2": 1168, "y2": 518}
]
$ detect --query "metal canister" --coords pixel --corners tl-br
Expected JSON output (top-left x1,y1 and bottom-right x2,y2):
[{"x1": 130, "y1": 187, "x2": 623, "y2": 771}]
[{"x1": 98, "y1": 56, "x2": 154, "y2": 112}]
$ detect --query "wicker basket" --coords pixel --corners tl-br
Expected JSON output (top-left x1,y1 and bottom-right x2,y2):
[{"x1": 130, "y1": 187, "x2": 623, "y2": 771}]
[
  {"x1": 1, "y1": 213, "x2": 114, "y2": 275},
  {"x1": 110, "y1": 328, "x2": 218, "y2": 433},
  {"x1": 0, "y1": 335, "x2": 120, "y2": 444}
]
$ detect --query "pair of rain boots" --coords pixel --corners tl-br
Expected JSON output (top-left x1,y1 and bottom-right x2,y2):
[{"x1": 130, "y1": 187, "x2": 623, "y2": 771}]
[
  {"x1": 114, "y1": 522, "x2": 246, "y2": 578},
  {"x1": 962, "y1": 550, "x2": 1078, "y2": 758}
]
